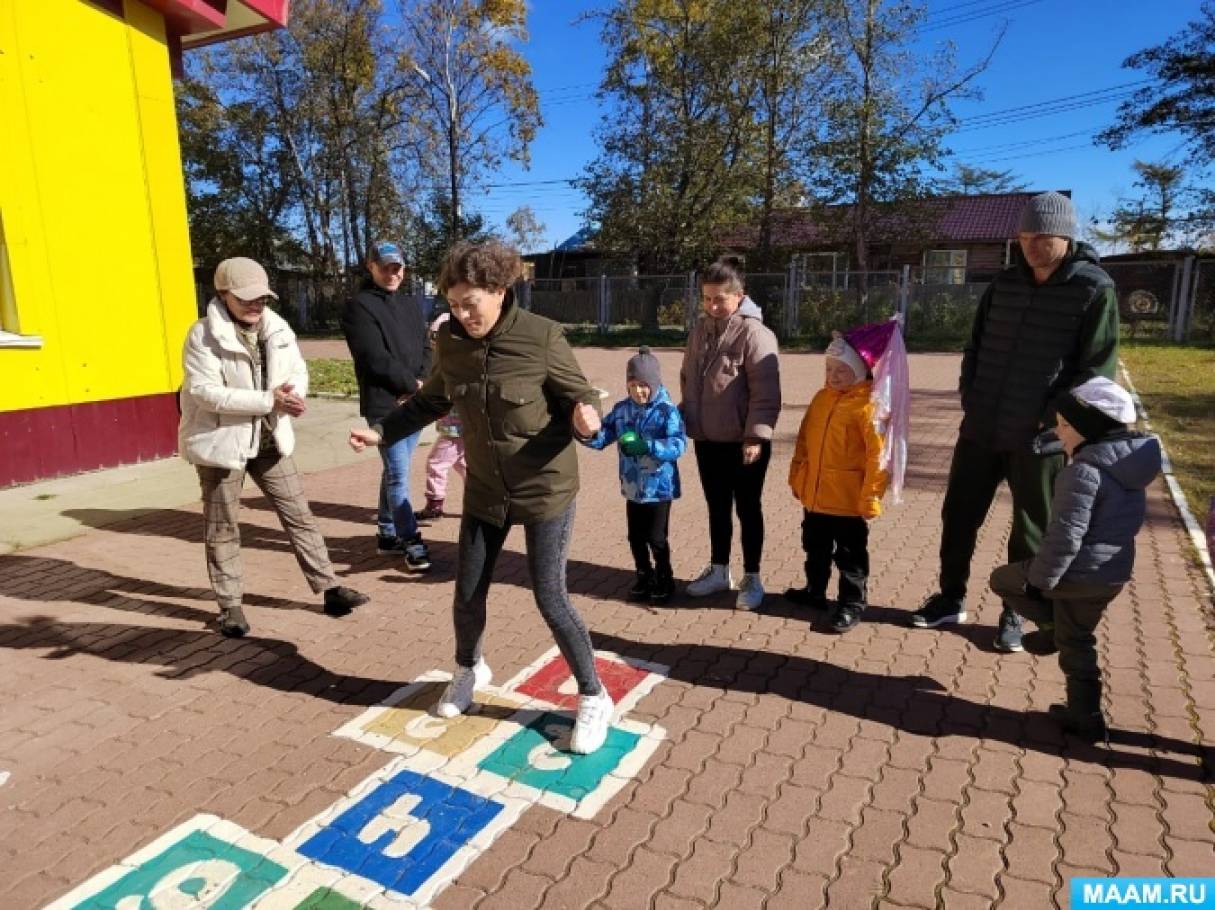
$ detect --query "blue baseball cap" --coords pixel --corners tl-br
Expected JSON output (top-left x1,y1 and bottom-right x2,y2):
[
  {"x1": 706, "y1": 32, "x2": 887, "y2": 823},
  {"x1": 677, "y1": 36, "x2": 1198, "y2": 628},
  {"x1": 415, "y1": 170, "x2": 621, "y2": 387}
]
[{"x1": 369, "y1": 241, "x2": 405, "y2": 266}]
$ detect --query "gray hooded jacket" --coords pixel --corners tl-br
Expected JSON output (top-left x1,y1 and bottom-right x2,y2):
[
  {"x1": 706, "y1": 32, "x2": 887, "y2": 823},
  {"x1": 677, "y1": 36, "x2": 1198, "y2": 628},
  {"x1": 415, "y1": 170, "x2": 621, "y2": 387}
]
[
  {"x1": 1028, "y1": 433, "x2": 1162, "y2": 590},
  {"x1": 679, "y1": 296, "x2": 782, "y2": 443}
]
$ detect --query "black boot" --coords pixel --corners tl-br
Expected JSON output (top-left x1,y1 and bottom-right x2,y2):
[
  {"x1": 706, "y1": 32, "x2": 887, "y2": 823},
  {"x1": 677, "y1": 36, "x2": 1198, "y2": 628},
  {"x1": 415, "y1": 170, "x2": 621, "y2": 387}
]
[
  {"x1": 324, "y1": 586, "x2": 369, "y2": 617},
  {"x1": 650, "y1": 571, "x2": 675, "y2": 605},
  {"x1": 1049, "y1": 678, "x2": 1107, "y2": 743},
  {"x1": 218, "y1": 604, "x2": 250, "y2": 638},
  {"x1": 628, "y1": 570, "x2": 654, "y2": 602}
]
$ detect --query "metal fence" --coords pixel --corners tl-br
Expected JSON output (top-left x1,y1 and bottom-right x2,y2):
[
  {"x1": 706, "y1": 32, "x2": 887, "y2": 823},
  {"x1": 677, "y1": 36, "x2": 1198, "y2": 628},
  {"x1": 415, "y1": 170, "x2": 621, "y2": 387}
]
[{"x1": 195, "y1": 256, "x2": 1213, "y2": 346}]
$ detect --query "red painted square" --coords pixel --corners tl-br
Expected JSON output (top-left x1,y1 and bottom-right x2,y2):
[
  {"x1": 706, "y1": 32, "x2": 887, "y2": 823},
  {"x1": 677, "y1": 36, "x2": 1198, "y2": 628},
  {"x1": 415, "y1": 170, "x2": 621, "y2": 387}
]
[{"x1": 513, "y1": 654, "x2": 652, "y2": 709}]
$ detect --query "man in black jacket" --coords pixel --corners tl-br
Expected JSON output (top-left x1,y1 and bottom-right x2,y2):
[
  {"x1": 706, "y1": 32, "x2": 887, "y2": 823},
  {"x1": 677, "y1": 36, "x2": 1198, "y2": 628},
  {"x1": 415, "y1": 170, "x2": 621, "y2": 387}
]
[
  {"x1": 342, "y1": 241, "x2": 433, "y2": 571},
  {"x1": 909, "y1": 192, "x2": 1120, "y2": 651}
]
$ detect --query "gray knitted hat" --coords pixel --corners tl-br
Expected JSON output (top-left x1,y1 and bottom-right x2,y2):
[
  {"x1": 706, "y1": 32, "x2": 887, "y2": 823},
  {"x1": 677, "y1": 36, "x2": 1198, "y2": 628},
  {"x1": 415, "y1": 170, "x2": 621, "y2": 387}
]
[
  {"x1": 1019, "y1": 191, "x2": 1077, "y2": 238},
  {"x1": 626, "y1": 346, "x2": 662, "y2": 389}
]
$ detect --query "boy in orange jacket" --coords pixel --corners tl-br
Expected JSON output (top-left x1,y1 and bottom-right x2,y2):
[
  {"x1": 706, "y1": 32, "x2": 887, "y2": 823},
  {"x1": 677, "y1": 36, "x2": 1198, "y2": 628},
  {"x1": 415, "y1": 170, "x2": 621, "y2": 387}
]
[{"x1": 787, "y1": 319, "x2": 908, "y2": 631}]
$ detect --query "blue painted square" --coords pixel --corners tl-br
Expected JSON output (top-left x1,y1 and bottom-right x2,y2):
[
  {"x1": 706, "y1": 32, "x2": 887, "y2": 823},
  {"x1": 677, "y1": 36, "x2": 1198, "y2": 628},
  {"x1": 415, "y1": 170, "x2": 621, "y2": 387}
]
[
  {"x1": 477, "y1": 712, "x2": 642, "y2": 800},
  {"x1": 75, "y1": 829, "x2": 287, "y2": 909},
  {"x1": 297, "y1": 768, "x2": 503, "y2": 897}
]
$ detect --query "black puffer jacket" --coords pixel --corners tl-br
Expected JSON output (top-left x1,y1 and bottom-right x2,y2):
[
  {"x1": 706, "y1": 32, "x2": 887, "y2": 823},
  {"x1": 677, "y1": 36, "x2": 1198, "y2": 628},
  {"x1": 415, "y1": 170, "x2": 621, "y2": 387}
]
[
  {"x1": 960, "y1": 243, "x2": 1120, "y2": 452},
  {"x1": 342, "y1": 282, "x2": 432, "y2": 423}
]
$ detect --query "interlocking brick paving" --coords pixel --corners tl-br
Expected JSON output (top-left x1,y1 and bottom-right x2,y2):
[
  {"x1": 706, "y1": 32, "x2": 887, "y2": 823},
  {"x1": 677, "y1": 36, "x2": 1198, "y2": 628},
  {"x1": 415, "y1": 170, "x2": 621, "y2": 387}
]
[{"x1": 1, "y1": 350, "x2": 1212, "y2": 908}]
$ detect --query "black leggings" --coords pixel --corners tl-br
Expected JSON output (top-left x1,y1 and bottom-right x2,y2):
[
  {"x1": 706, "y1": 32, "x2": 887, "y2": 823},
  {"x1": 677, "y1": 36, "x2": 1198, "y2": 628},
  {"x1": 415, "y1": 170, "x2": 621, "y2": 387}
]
[
  {"x1": 626, "y1": 500, "x2": 672, "y2": 576},
  {"x1": 694, "y1": 439, "x2": 771, "y2": 573}
]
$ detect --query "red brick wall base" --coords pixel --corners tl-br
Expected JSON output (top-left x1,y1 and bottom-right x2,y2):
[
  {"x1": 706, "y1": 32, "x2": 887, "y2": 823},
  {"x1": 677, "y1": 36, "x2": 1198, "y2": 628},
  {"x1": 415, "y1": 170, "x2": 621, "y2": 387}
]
[{"x1": 0, "y1": 392, "x2": 179, "y2": 488}]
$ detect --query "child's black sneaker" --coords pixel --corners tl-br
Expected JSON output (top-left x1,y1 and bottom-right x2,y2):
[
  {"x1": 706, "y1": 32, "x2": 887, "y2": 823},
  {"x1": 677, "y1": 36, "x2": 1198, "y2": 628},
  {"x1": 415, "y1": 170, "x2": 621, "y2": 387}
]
[
  {"x1": 1047, "y1": 703, "x2": 1109, "y2": 743},
  {"x1": 416, "y1": 501, "x2": 445, "y2": 524},
  {"x1": 402, "y1": 535, "x2": 431, "y2": 573},
  {"x1": 784, "y1": 586, "x2": 828, "y2": 610},
  {"x1": 993, "y1": 607, "x2": 1024, "y2": 652},
  {"x1": 650, "y1": 573, "x2": 675, "y2": 605},
  {"x1": 1022, "y1": 626, "x2": 1058, "y2": 656},
  {"x1": 376, "y1": 533, "x2": 402, "y2": 555},
  {"x1": 829, "y1": 602, "x2": 864, "y2": 632},
  {"x1": 910, "y1": 593, "x2": 966, "y2": 628},
  {"x1": 628, "y1": 570, "x2": 654, "y2": 602}
]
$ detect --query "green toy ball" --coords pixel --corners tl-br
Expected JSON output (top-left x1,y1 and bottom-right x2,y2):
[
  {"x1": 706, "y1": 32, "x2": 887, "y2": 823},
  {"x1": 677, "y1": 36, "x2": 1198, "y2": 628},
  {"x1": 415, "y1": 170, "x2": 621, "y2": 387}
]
[{"x1": 619, "y1": 430, "x2": 640, "y2": 447}]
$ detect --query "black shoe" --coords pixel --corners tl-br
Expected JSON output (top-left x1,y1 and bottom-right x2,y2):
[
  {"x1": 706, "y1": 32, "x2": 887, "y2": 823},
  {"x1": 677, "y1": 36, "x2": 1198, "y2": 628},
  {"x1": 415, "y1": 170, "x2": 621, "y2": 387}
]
[
  {"x1": 1047, "y1": 703, "x2": 1109, "y2": 743},
  {"x1": 376, "y1": 533, "x2": 402, "y2": 555},
  {"x1": 324, "y1": 586, "x2": 369, "y2": 617},
  {"x1": 218, "y1": 605, "x2": 250, "y2": 638},
  {"x1": 628, "y1": 571, "x2": 654, "y2": 602},
  {"x1": 416, "y1": 502, "x2": 444, "y2": 525},
  {"x1": 402, "y1": 536, "x2": 431, "y2": 573},
  {"x1": 1022, "y1": 627, "x2": 1058, "y2": 656},
  {"x1": 785, "y1": 587, "x2": 828, "y2": 610},
  {"x1": 993, "y1": 607, "x2": 1024, "y2": 652},
  {"x1": 829, "y1": 602, "x2": 864, "y2": 632},
  {"x1": 910, "y1": 593, "x2": 967, "y2": 628},
  {"x1": 650, "y1": 573, "x2": 675, "y2": 605}
]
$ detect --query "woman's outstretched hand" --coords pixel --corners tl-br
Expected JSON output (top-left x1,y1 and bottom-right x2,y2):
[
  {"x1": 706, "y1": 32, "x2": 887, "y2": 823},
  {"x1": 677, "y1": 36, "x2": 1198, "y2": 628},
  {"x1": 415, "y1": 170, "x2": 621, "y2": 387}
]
[
  {"x1": 349, "y1": 428, "x2": 382, "y2": 452},
  {"x1": 572, "y1": 402, "x2": 601, "y2": 437}
]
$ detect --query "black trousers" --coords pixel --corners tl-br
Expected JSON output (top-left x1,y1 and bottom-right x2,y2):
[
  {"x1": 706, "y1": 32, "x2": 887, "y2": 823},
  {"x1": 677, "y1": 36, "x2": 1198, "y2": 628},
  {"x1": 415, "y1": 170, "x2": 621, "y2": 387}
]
[
  {"x1": 802, "y1": 510, "x2": 869, "y2": 605},
  {"x1": 939, "y1": 436, "x2": 1064, "y2": 600},
  {"x1": 694, "y1": 439, "x2": 772, "y2": 574},
  {"x1": 626, "y1": 500, "x2": 672, "y2": 576}
]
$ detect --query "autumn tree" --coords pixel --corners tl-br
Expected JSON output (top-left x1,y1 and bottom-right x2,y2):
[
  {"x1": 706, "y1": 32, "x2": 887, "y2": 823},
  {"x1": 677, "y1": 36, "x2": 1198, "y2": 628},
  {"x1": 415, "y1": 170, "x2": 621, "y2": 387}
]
[{"x1": 505, "y1": 205, "x2": 547, "y2": 253}]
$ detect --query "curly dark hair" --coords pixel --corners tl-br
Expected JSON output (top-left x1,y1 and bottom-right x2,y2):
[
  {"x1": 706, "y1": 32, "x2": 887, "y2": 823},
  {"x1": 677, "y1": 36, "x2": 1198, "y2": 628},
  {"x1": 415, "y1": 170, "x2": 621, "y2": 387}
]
[
  {"x1": 437, "y1": 240, "x2": 524, "y2": 294},
  {"x1": 700, "y1": 255, "x2": 745, "y2": 292}
]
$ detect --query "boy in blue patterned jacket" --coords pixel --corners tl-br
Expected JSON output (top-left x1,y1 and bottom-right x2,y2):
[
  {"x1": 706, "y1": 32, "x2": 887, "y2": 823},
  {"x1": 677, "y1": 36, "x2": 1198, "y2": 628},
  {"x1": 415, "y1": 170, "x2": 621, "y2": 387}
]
[{"x1": 582, "y1": 347, "x2": 687, "y2": 604}]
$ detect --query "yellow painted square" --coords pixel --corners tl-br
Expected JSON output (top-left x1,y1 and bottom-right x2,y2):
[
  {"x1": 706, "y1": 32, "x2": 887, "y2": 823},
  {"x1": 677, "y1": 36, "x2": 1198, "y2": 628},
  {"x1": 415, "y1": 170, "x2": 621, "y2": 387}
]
[{"x1": 363, "y1": 683, "x2": 527, "y2": 758}]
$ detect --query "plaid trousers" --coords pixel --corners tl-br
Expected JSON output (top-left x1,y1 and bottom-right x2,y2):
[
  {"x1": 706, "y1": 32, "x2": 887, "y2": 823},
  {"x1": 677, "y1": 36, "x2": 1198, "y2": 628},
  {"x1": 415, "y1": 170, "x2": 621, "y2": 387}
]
[{"x1": 198, "y1": 451, "x2": 336, "y2": 610}]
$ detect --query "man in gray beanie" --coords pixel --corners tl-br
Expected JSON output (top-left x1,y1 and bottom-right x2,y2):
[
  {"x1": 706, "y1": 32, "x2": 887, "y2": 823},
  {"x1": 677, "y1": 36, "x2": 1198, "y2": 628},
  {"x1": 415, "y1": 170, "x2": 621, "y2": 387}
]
[{"x1": 910, "y1": 191, "x2": 1121, "y2": 653}]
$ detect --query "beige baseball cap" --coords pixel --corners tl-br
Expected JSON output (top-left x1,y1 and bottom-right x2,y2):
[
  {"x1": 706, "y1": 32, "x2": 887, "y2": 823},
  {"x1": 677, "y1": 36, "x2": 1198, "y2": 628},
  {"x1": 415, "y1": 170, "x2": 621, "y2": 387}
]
[{"x1": 214, "y1": 257, "x2": 278, "y2": 300}]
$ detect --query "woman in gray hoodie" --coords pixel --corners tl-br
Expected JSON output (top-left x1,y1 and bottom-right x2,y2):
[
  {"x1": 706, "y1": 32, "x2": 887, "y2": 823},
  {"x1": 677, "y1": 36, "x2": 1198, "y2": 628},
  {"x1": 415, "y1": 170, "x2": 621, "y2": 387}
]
[{"x1": 679, "y1": 257, "x2": 782, "y2": 609}]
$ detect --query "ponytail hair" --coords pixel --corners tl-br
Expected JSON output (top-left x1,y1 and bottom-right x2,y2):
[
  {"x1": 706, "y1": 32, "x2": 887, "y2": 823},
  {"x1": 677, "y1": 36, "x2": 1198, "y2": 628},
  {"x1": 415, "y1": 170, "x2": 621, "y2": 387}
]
[{"x1": 701, "y1": 255, "x2": 745, "y2": 293}]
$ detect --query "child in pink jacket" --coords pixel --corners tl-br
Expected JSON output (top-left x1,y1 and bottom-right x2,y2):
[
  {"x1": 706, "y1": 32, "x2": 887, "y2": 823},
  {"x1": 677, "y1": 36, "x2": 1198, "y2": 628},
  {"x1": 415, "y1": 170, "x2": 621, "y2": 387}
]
[{"x1": 417, "y1": 313, "x2": 466, "y2": 520}]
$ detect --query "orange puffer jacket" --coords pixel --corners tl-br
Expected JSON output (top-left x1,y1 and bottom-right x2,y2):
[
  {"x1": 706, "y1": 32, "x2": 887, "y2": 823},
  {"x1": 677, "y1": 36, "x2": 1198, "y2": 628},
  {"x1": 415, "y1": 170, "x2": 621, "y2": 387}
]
[{"x1": 788, "y1": 381, "x2": 888, "y2": 518}]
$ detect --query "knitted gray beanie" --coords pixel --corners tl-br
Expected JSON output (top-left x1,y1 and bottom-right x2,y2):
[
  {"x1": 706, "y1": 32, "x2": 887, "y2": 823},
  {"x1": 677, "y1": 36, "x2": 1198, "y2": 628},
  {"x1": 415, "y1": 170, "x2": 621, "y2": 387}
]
[
  {"x1": 1019, "y1": 191, "x2": 1077, "y2": 238},
  {"x1": 626, "y1": 346, "x2": 663, "y2": 389}
]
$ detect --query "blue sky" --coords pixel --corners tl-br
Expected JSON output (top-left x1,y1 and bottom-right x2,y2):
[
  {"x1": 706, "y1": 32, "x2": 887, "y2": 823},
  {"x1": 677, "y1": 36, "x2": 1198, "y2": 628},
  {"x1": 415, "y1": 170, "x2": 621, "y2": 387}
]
[{"x1": 479, "y1": 0, "x2": 1206, "y2": 251}]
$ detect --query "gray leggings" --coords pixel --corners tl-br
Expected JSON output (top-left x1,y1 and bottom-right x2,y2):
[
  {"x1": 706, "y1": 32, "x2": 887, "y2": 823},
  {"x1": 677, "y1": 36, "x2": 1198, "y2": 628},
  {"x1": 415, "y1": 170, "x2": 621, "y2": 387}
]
[{"x1": 453, "y1": 504, "x2": 602, "y2": 695}]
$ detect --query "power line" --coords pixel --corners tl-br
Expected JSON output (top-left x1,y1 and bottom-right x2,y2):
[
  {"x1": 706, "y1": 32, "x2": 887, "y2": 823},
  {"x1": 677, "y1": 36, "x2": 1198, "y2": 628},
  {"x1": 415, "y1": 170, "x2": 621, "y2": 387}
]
[{"x1": 919, "y1": 0, "x2": 1046, "y2": 31}]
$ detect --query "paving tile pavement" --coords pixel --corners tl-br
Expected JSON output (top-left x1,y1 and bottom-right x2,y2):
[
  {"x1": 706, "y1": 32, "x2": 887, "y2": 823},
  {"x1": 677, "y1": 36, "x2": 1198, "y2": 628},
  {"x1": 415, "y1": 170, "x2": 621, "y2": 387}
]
[{"x1": 1, "y1": 349, "x2": 1212, "y2": 909}]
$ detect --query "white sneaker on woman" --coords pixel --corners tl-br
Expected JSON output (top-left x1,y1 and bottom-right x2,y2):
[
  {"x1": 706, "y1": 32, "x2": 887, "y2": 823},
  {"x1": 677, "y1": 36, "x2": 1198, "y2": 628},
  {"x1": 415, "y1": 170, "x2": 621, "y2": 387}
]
[
  {"x1": 570, "y1": 689, "x2": 614, "y2": 754},
  {"x1": 735, "y1": 573, "x2": 765, "y2": 610},
  {"x1": 686, "y1": 563, "x2": 734, "y2": 597},
  {"x1": 434, "y1": 660, "x2": 491, "y2": 718}
]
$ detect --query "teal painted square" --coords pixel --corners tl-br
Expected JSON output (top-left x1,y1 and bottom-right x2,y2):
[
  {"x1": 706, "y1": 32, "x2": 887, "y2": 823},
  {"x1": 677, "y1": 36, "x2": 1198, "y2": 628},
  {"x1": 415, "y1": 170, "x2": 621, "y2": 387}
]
[
  {"x1": 76, "y1": 829, "x2": 287, "y2": 909},
  {"x1": 477, "y1": 713, "x2": 642, "y2": 800}
]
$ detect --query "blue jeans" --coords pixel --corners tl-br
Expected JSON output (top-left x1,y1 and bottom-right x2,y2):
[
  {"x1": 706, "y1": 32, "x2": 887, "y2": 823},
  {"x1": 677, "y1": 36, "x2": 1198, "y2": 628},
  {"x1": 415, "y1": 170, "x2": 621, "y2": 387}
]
[{"x1": 378, "y1": 430, "x2": 421, "y2": 540}]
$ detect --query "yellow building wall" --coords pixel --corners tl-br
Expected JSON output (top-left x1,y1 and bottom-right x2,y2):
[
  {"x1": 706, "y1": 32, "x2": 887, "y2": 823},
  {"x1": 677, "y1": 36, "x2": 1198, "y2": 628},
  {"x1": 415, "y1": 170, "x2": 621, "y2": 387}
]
[{"x1": 0, "y1": 0, "x2": 196, "y2": 413}]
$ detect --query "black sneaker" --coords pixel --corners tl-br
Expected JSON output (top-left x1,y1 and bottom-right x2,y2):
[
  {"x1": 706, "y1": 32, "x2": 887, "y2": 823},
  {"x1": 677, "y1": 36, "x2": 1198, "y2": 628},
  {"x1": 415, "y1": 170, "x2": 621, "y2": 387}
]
[
  {"x1": 376, "y1": 533, "x2": 402, "y2": 555},
  {"x1": 910, "y1": 593, "x2": 967, "y2": 628},
  {"x1": 324, "y1": 586, "x2": 369, "y2": 617},
  {"x1": 650, "y1": 573, "x2": 675, "y2": 605},
  {"x1": 785, "y1": 587, "x2": 828, "y2": 610},
  {"x1": 829, "y1": 602, "x2": 864, "y2": 632},
  {"x1": 628, "y1": 571, "x2": 654, "y2": 602},
  {"x1": 402, "y1": 536, "x2": 431, "y2": 573},
  {"x1": 1022, "y1": 626, "x2": 1058, "y2": 656},
  {"x1": 993, "y1": 607, "x2": 1024, "y2": 652},
  {"x1": 416, "y1": 502, "x2": 444, "y2": 524},
  {"x1": 218, "y1": 605, "x2": 250, "y2": 638},
  {"x1": 1047, "y1": 703, "x2": 1109, "y2": 743}
]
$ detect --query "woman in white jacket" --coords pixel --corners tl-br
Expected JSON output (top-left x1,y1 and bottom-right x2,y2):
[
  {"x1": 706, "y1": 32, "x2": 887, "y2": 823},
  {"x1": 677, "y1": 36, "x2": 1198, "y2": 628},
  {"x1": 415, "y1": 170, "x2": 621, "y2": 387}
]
[{"x1": 179, "y1": 257, "x2": 367, "y2": 636}]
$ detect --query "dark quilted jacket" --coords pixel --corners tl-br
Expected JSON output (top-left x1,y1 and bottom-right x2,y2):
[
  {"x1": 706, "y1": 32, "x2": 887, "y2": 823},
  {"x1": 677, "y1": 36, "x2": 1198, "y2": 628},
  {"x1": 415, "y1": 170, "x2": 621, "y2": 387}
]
[{"x1": 960, "y1": 243, "x2": 1120, "y2": 452}]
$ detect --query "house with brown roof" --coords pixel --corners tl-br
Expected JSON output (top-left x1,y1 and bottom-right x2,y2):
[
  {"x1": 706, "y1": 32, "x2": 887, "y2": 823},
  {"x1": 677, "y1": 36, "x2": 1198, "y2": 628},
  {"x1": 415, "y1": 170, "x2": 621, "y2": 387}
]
[{"x1": 723, "y1": 191, "x2": 1068, "y2": 284}]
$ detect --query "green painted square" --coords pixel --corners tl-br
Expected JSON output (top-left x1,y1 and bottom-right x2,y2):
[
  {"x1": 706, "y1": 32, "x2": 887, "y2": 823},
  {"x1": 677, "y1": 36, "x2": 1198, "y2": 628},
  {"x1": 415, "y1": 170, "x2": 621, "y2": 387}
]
[
  {"x1": 77, "y1": 829, "x2": 287, "y2": 909},
  {"x1": 294, "y1": 887, "x2": 366, "y2": 909},
  {"x1": 477, "y1": 712, "x2": 642, "y2": 800}
]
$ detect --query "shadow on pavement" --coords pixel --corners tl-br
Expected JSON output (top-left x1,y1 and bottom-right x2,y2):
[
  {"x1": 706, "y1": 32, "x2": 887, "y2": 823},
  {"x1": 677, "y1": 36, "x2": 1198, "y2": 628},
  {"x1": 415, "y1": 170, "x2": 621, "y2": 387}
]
[{"x1": 590, "y1": 630, "x2": 1215, "y2": 784}]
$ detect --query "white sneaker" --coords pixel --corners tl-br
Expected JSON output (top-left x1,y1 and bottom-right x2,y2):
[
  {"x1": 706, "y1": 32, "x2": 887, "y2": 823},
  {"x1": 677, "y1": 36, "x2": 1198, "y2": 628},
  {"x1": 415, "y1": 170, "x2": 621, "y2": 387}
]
[
  {"x1": 686, "y1": 563, "x2": 734, "y2": 597},
  {"x1": 434, "y1": 660, "x2": 491, "y2": 718},
  {"x1": 735, "y1": 573, "x2": 765, "y2": 610},
  {"x1": 570, "y1": 689, "x2": 614, "y2": 754}
]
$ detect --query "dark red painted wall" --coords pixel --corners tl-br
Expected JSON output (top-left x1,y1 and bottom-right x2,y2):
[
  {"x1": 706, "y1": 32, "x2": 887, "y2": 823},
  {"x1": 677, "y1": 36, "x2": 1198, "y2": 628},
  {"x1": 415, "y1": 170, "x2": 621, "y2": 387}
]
[{"x1": 0, "y1": 393, "x2": 179, "y2": 488}]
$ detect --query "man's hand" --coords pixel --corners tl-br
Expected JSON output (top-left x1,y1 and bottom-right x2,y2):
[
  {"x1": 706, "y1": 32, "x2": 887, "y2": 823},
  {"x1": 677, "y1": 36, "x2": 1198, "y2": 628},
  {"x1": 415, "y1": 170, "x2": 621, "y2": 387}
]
[
  {"x1": 860, "y1": 498, "x2": 881, "y2": 520},
  {"x1": 273, "y1": 383, "x2": 306, "y2": 417},
  {"x1": 349, "y1": 428, "x2": 382, "y2": 452},
  {"x1": 742, "y1": 439, "x2": 762, "y2": 465},
  {"x1": 572, "y1": 402, "x2": 601, "y2": 437}
]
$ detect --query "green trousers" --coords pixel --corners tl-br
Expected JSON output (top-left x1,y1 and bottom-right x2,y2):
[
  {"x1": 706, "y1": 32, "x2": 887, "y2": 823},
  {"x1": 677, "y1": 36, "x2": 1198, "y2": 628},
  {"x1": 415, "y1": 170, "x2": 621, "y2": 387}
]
[{"x1": 938, "y1": 436, "x2": 1064, "y2": 601}]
